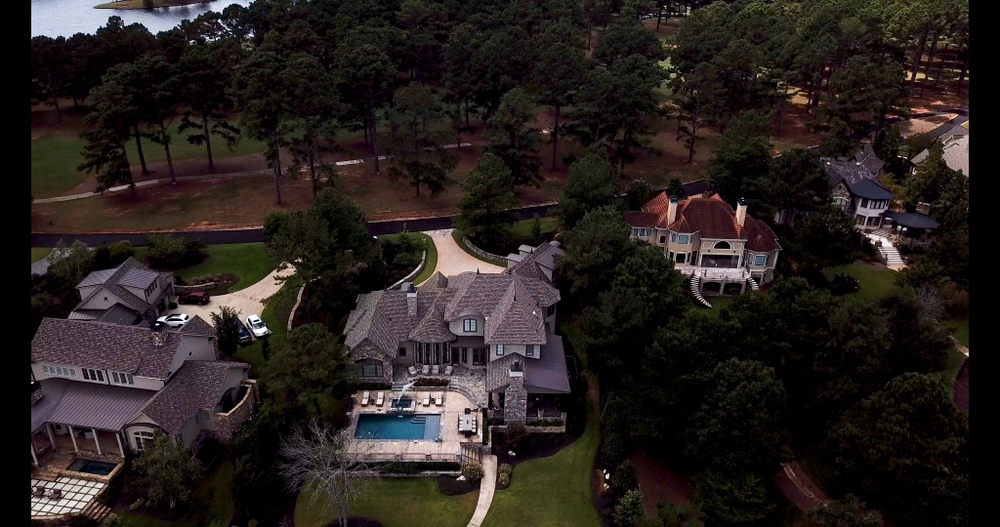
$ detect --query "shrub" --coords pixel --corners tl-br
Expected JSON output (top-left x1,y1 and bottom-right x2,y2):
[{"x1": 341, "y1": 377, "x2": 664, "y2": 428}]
[
  {"x1": 498, "y1": 463, "x2": 513, "y2": 488},
  {"x1": 611, "y1": 460, "x2": 639, "y2": 500},
  {"x1": 829, "y1": 273, "x2": 860, "y2": 295},
  {"x1": 437, "y1": 475, "x2": 480, "y2": 496},
  {"x1": 145, "y1": 234, "x2": 207, "y2": 269},
  {"x1": 462, "y1": 461, "x2": 484, "y2": 482},
  {"x1": 413, "y1": 377, "x2": 450, "y2": 387},
  {"x1": 129, "y1": 498, "x2": 145, "y2": 511}
]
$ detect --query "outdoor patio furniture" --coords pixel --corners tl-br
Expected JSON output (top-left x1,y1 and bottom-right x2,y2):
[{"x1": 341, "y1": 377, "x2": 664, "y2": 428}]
[
  {"x1": 46, "y1": 489, "x2": 62, "y2": 500},
  {"x1": 361, "y1": 391, "x2": 370, "y2": 406},
  {"x1": 376, "y1": 391, "x2": 385, "y2": 406},
  {"x1": 422, "y1": 365, "x2": 430, "y2": 375},
  {"x1": 408, "y1": 366, "x2": 418, "y2": 376},
  {"x1": 444, "y1": 365, "x2": 453, "y2": 376},
  {"x1": 32, "y1": 486, "x2": 45, "y2": 498},
  {"x1": 422, "y1": 392, "x2": 431, "y2": 406},
  {"x1": 434, "y1": 392, "x2": 444, "y2": 406},
  {"x1": 433, "y1": 365, "x2": 441, "y2": 375},
  {"x1": 464, "y1": 408, "x2": 471, "y2": 415}
]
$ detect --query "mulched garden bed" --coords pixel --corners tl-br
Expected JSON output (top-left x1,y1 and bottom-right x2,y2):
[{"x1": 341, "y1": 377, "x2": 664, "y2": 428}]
[
  {"x1": 492, "y1": 430, "x2": 576, "y2": 468},
  {"x1": 436, "y1": 475, "x2": 481, "y2": 496}
]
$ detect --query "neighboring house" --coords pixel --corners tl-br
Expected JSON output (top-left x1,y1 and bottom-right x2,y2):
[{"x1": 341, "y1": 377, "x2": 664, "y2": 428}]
[
  {"x1": 625, "y1": 192, "x2": 781, "y2": 295},
  {"x1": 343, "y1": 241, "x2": 570, "y2": 423},
  {"x1": 912, "y1": 130, "x2": 969, "y2": 178},
  {"x1": 69, "y1": 257, "x2": 175, "y2": 326},
  {"x1": 30, "y1": 316, "x2": 257, "y2": 467},
  {"x1": 822, "y1": 148, "x2": 894, "y2": 231}
]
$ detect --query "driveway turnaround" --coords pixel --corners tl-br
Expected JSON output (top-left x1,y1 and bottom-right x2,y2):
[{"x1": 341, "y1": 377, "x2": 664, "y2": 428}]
[
  {"x1": 167, "y1": 263, "x2": 296, "y2": 328},
  {"x1": 422, "y1": 229, "x2": 505, "y2": 280}
]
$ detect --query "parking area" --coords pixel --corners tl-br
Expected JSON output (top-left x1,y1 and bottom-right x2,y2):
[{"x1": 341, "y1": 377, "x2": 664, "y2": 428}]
[{"x1": 164, "y1": 263, "x2": 295, "y2": 332}]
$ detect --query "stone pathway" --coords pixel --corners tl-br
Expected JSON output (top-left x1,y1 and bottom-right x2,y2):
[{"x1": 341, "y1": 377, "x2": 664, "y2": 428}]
[
  {"x1": 421, "y1": 229, "x2": 505, "y2": 280},
  {"x1": 467, "y1": 454, "x2": 498, "y2": 527},
  {"x1": 865, "y1": 230, "x2": 906, "y2": 270}
]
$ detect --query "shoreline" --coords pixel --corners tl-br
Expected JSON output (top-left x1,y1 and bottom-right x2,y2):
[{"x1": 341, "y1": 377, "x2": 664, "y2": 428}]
[{"x1": 94, "y1": 0, "x2": 213, "y2": 10}]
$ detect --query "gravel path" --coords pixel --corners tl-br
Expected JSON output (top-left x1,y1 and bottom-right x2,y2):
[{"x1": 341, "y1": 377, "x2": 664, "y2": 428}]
[{"x1": 423, "y1": 229, "x2": 505, "y2": 278}]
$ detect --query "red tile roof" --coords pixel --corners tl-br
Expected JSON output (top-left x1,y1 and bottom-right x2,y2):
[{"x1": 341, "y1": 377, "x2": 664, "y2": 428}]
[{"x1": 625, "y1": 191, "x2": 780, "y2": 252}]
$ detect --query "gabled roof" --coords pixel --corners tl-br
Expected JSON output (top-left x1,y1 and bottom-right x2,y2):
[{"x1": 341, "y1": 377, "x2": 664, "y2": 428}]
[
  {"x1": 884, "y1": 211, "x2": 941, "y2": 230},
  {"x1": 485, "y1": 335, "x2": 570, "y2": 394},
  {"x1": 170, "y1": 315, "x2": 215, "y2": 337},
  {"x1": 32, "y1": 318, "x2": 182, "y2": 379},
  {"x1": 849, "y1": 179, "x2": 894, "y2": 200},
  {"x1": 140, "y1": 360, "x2": 249, "y2": 437},
  {"x1": 852, "y1": 144, "x2": 885, "y2": 175},
  {"x1": 507, "y1": 241, "x2": 565, "y2": 282},
  {"x1": 823, "y1": 158, "x2": 879, "y2": 188},
  {"x1": 118, "y1": 268, "x2": 160, "y2": 290},
  {"x1": 484, "y1": 278, "x2": 546, "y2": 345},
  {"x1": 77, "y1": 268, "x2": 117, "y2": 288},
  {"x1": 31, "y1": 378, "x2": 155, "y2": 433},
  {"x1": 73, "y1": 258, "x2": 173, "y2": 317}
]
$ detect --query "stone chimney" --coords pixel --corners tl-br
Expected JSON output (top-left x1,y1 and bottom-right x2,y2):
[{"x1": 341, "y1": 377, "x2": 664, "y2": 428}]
[
  {"x1": 736, "y1": 198, "x2": 748, "y2": 227},
  {"x1": 406, "y1": 290, "x2": 418, "y2": 317},
  {"x1": 667, "y1": 195, "x2": 678, "y2": 225},
  {"x1": 151, "y1": 321, "x2": 167, "y2": 347},
  {"x1": 504, "y1": 361, "x2": 527, "y2": 424},
  {"x1": 916, "y1": 202, "x2": 931, "y2": 215}
]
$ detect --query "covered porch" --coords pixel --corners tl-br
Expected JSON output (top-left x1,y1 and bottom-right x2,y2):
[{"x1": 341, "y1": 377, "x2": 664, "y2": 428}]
[
  {"x1": 32, "y1": 424, "x2": 127, "y2": 468},
  {"x1": 884, "y1": 211, "x2": 940, "y2": 249}
]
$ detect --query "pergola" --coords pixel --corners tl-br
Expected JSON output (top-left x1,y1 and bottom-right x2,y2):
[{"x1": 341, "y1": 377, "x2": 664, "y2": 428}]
[{"x1": 884, "y1": 211, "x2": 941, "y2": 248}]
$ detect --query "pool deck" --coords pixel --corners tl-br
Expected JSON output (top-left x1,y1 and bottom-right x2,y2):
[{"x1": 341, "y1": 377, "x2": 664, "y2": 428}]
[{"x1": 347, "y1": 388, "x2": 483, "y2": 462}]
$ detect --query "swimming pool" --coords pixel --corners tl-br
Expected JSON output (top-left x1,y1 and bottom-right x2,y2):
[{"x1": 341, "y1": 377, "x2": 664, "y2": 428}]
[
  {"x1": 355, "y1": 414, "x2": 441, "y2": 440},
  {"x1": 66, "y1": 459, "x2": 117, "y2": 476}
]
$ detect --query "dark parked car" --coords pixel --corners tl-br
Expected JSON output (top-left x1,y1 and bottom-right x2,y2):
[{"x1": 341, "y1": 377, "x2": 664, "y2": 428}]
[
  {"x1": 178, "y1": 291, "x2": 211, "y2": 305},
  {"x1": 236, "y1": 318, "x2": 252, "y2": 346}
]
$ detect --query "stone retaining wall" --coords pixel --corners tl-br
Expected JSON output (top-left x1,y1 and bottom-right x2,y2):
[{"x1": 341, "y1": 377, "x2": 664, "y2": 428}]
[
  {"x1": 174, "y1": 282, "x2": 217, "y2": 292},
  {"x1": 214, "y1": 380, "x2": 258, "y2": 442},
  {"x1": 462, "y1": 235, "x2": 509, "y2": 266},
  {"x1": 388, "y1": 247, "x2": 428, "y2": 290}
]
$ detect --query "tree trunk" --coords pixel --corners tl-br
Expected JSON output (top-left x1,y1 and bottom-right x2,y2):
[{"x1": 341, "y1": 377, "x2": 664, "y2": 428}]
[
  {"x1": 933, "y1": 41, "x2": 949, "y2": 90},
  {"x1": 271, "y1": 131, "x2": 282, "y2": 204},
  {"x1": 46, "y1": 73, "x2": 62, "y2": 125},
  {"x1": 956, "y1": 45, "x2": 968, "y2": 95},
  {"x1": 370, "y1": 103, "x2": 380, "y2": 174},
  {"x1": 656, "y1": 7, "x2": 662, "y2": 31},
  {"x1": 133, "y1": 122, "x2": 149, "y2": 175},
  {"x1": 309, "y1": 143, "x2": 317, "y2": 197},
  {"x1": 363, "y1": 120, "x2": 370, "y2": 147},
  {"x1": 465, "y1": 99, "x2": 471, "y2": 128},
  {"x1": 776, "y1": 87, "x2": 787, "y2": 136},
  {"x1": 163, "y1": 133, "x2": 176, "y2": 185},
  {"x1": 587, "y1": 25, "x2": 593, "y2": 51},
  {"x1": 551, "y1": 105, "x2": 560, "y2": 171},
  {"x1": 203, "y1": 118, "x2": 215, "y2": 173},
  {"x1": 919, "y1": 30, "x2": 941, "y2": 97},
  {"x1": 909, "y1": 28, "x2": 929, "y2": 87}
]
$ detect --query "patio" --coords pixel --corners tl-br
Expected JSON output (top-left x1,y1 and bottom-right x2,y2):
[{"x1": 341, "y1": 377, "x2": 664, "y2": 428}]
[{"x1": 392, "y1": 363, "x2": 488, "y2": 409}]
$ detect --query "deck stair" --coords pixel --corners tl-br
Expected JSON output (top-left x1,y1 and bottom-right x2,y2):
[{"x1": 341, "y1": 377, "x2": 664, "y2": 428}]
[
  {"x1": 80, "y1": 500, "x2": 113, "y2": 523},
  {"x1": 689, "y1": 275, "x2": 712, "y2": 308},
  {"x1": 747, "y1": 276, "x2": 760, "y2": 297},
  {"x1": 877, "y1": 245, "x2": 905, "y2": 267},
  {"x1": 869, "y1": 228, "x2": 892, "y2": 238}
]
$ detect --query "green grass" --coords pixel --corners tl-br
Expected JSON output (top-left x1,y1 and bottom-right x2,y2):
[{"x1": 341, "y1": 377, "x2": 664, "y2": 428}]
[
  {"x1": 451, "y1": 217, "x2": 559, "y2": 266},
  {"x1": 377, "y1": 232, "x2": 438, "y2": 285},
  {"x1": 133, "y1": 243, "x2": 277, "y2": 293},
  {"x1": 931, "y1": 346, "x2": 967, "y2": 385},
  {"x1": 482, "y1": 374, "x2": 601, "y2": 527},
  {"x1": 30, "y1": 121, "x2": 267, "y2": 199},
  {"x1": 961, "y1": 120, "x2": 969, "y2": 129},
  {"x1": 294, "y1": 477, "x2": 479, "y2": 527},
  {"x1": 31, "y1": 247, "x2": 51, "y2": 263},
  {"x1": 950, "y1": 316, "x2": 969, "y2": 348},
  {"x1": 696, "y1": 295, "x2": 737, "y2": 317},
  {"x1": 652, "y1": 56, "x2": 674, "y2": 104},
  {"x1": 824, "y1": 261, "x2": 899, "y2": 302},
  {"x1": 121, "y1": 459, "x2": 235, "y2": 527}
]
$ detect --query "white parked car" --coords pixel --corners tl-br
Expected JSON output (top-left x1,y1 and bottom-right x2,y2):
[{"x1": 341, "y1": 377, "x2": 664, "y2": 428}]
[
  {"x1": 246, "y1": 314, "x2": 269, "y2": 338},
  {"x1": 156, "y1": 313, "x2": 190, "y2": 328}
]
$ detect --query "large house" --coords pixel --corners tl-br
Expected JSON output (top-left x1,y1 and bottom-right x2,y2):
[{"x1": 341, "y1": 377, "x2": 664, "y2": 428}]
[
  {"x1": 30, "y1": 316, "x2": 257, "y2": 468},
  {"x1": 912, "y1": 127, "x2": 969, "y2": 178},
  {"x1": 343, "y1": 241, "x2": 570, "y2": 423},
  {"x1": 822, "y1": 146, "x2": 895, "y2": 231},
  {"x1": 69, "y1": 257, "x2": 175, "y2": 325},
  {"x1": 625, "y1": 192, "x2": 781, "y2": 296}
]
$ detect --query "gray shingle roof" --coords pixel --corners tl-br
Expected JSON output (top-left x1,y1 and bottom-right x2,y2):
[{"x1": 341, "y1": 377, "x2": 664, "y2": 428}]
[
  {"x1": 852, "y1": 144, "x2": 885, "y2": 175},
  {"x1": 118, "y1": 268, "x2": 160, "y2": 289},
  {"x1": 32, "y1": 318, "x2": 182, "y2": 379},
  {"x1": 849, "y1": 179, "x2": 894, "y2": 200},
  {"x1": 507, "y1": 241, "x2": 565, "y2": 282},
  {"x1": 485, "y1": 335, "x2": 570, "y2": 394},
  {"x1": 884, "y1": 211, "x2": 941, "y2": 229},
  {"x1": 823, "y1": 159, "x2": 879, "y2": 188},
  {"x1": 484, "y1": 279, "x2": 546, "y2": 345},
  {"x1": 73, "y1": 258, "x2": 174, "y2": 317},
  {"x1": 77, "y1": 269, "x2": 117, "y2": 288},
  {"x1": 140, "y1": 360, "x2": 249, "y2": 436},
  {"x1": 170, "y1": 315, "x2": 215, "y2": 337}
]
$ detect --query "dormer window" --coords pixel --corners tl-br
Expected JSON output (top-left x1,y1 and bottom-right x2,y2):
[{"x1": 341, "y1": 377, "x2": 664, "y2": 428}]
[{"x1": 464, "y1": 319, "x2": 477, "y2": 332}]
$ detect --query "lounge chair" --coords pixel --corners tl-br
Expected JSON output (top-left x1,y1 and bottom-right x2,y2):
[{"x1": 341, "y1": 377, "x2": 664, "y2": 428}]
[
  {"x1": 376, "y1": 391, "x2": 385, "y2": 406},
  {"x1": 444, "y1": 365, "x2": 453, "y2": 376},
  {"x1": 408, "y1": 365, "x2": 418, "y2": 376},
  {"x1": 422, "y1": 392, "x2": 431, "y2": 406},
  {"x1": 46, "y1": 489, "x2": 62, "y2": 500},
  {"x1": 432, "y1": 365, "x2": 440, "y2": 375},
  {"x1": 32, "y1": 486, "x2": 45, "y2": 498},
  {"x1": 422, "y1": 365, "x2": 430, "y2": 375},
  {"x1": 435, "y1": 392, "x2": 444, "y2": 406},
  {"x1": 361, "y1": 391, "x2": 370, "y2": 406}
]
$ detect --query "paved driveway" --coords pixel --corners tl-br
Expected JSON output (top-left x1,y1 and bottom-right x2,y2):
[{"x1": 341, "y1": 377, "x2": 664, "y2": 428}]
[
  {"x1": 166, "y1": 264, "x2": 296, "y2": 330},
  {"x1": 422, "y1": 229, "x2": 505, "y2": 279}
]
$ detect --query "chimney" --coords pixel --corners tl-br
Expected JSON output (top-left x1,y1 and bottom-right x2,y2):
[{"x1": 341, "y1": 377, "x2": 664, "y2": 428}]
[
  {"x1": 151, "y1": 321, "x2": 167, "y2": 347},
  {"x1": 667, "y1": 195, "x2": 678, "y2": 225},
  {"x1": 736, "y1": 198, "x2": 748, "y2": 227},
  {"x1": 406, "y1": 290, "x2": 418, "y2": 317}
]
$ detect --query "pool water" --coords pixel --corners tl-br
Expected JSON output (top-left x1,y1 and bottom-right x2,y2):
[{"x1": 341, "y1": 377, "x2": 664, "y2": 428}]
[
  {"x1": 355, "y1": 414, "x2": 441, "y2": 440},
  {"x1": 66, "y1": 459, "x2": 117, "y2": 476}
]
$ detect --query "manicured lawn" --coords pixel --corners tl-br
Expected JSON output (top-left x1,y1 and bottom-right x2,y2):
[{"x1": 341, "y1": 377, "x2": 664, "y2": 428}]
[
  {"x1": 31, "y1": 247, "x2": 51, "y2": 263},
  {"x1": 696, "y1": 295, "x2": 737, "y2": 317},
  {"x1": 294, "y1": 477, "x2": 479, "y2": 527},
  {"x1": 961, "y1": 120, "x2": 969, "y2": 129},
  {"x1": 133, "y1": 243, "x2": 277, "y2": 293},
  {"x1": 377, "y1": 232, "x2": 437, "y2": 285},
  {"x1": 950, "y1": 316, "x2": 969, "y2": 348},
  {"x1": 482, "y1": 374, "x2": 601, "y2": 527},
  {"x1": 932, "y1": 346, "x2": 968, "y2": 385},
  {"x1": 121, "y1": 459, "x2": 235, "y2": 527},
  {"x1": 824, "y1": 261, "x2": 898, "y2": 301},
  {"x1": 510, "y1": 216, "x2": 559, "y2": 239}
]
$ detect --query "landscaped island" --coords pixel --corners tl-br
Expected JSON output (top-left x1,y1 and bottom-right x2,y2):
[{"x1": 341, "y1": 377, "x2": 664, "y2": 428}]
[{"x1": 95, "y1": 0, "x2": 213, "y2": 10}]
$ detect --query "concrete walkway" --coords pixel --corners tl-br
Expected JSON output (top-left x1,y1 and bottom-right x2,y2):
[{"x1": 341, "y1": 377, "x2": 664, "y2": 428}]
[
  {"x1": 165, "y1": 264, "x2": 296, "y2": 329},
  {"x1": 865, "y1": 230, "x2": 906, "y2": 270},
  {"x1": 467, "y1": 454, "x2": 498, "y2": 527},
  {"x1": 422, "y1": 229, "x2": 505, "y2": 280}
]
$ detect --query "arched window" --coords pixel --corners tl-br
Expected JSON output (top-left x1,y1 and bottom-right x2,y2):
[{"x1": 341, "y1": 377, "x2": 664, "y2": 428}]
[{"x1": 713, "y1": 241, "x2": 731, "y2": 251}]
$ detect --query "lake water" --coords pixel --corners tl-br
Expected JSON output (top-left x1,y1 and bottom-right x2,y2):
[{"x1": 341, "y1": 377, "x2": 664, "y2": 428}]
[{"x1": 31, "y1": 0, "x2": 255, "y2": 38}]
